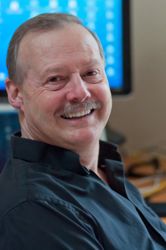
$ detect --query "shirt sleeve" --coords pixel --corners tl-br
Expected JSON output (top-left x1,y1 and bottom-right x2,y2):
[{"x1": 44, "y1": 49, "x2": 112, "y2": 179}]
[
  {"x1": 0, "y1": 199, "x2": 104, "y2": 250},
  {"x1": 125, "y1": 178, "x2": 166, "y2": 242}
]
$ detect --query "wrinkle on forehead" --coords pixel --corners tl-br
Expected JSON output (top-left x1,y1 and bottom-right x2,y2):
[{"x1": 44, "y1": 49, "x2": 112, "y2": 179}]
[{"x1": 17, "y1": 24, "x2": 102, "y2": 80}]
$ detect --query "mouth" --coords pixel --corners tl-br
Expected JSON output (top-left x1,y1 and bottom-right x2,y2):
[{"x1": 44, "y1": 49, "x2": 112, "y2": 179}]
[
  {"x1": 60, "y1": 101, "x2": 101, "y2": 120},
  {"x1": 61, "y1": 108, "x2": 95, "y2": 120}
]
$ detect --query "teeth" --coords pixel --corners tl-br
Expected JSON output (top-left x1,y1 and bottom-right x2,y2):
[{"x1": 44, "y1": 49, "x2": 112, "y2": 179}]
[
  {"x1": 64, "y1": 109, "x2": 91, "y2": 119},
  {"x1": 61, "y1": 101, "x2": 101, "y2": 119}
]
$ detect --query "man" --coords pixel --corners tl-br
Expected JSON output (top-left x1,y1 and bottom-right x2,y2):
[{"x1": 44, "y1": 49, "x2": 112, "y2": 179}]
[{"x1": 0, "y1": 13, "x2": 165, "y2": 250}]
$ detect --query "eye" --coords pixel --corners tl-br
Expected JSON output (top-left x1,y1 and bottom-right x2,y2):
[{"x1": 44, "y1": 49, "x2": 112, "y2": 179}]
[
  {"x1": 48, "y1": 76, "x2": 65, "y2": 82},
  {"x1": 84, "y1": 70, "x2": 98, "y2": 77},
  {"x1": 82, "y1": 69, "x2": 103, "y2": 83},
  {"x1": 45, "y1": 75, "x2": 68, "y2": 90}
]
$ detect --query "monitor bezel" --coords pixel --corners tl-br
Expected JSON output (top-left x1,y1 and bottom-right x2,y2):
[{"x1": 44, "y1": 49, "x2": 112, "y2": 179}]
[{"x1": 111, "y1": 0, "x2": 131, "y2": 95}]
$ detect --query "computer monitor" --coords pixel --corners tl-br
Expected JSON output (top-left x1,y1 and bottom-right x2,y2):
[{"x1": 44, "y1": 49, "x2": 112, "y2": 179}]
[{"x1": 0, "y1": 0, "x2": 131, "y2": 98}]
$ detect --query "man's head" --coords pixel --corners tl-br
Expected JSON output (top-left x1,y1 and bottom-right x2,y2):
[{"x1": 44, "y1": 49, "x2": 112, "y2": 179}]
[
  {"x1": 6, "y1": 13, "x2": 112, "y2": 152},
  {"x1": 6, "y1": 13, "x2": 104, "y2": 85}
]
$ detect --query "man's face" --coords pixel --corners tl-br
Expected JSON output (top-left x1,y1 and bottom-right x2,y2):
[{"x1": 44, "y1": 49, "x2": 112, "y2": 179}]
[{"x1": 16, "y1": 24, "x2": 112, "y2": 151}]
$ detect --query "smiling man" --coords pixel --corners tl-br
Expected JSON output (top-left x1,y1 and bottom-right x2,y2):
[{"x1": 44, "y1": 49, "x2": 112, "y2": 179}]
[{"x1": 0, "y1": 13, "x2": 166, "y2": 250}]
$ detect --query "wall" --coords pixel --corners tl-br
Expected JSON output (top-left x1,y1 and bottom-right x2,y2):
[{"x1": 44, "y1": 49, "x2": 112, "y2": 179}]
[{"x1": 107, "y1": 0, "x2": 166, "y2": 152}]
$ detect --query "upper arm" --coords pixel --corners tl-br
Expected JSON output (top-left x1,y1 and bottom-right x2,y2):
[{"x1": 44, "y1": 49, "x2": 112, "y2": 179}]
[{"x1": 0, "y1": 200, "x2": 103, "y2": 250}]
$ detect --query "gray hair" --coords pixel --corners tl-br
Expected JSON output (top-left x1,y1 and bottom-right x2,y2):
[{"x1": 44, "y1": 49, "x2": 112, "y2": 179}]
[{"x1": 6, "y1": 13, "x2": 104, "y2": 84}]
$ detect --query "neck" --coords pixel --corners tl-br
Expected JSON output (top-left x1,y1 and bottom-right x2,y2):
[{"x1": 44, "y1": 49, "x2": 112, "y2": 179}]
[
  {"x1": 77, "y1": 140, "x2": 100, "y2": 174},
  {"x1": 77, "y1": 141, "x2": 109, "y2": 184}
]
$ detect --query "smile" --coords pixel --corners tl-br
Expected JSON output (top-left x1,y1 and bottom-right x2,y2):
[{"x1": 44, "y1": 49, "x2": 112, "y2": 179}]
[
  {"x1": 61, "y1": 100, "x2": 101, "y2": 120},
  {"x1": 61, "y1": 109, "x2": 94, "y2": 119}
]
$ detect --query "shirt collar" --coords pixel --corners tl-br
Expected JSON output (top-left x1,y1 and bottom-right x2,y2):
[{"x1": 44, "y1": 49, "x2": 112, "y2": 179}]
[{"x1": 11, "y1": 132, "x2": 123, "y2": 175}]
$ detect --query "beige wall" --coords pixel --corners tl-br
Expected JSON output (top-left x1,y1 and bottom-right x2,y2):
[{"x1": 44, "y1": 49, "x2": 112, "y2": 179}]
[{"x1": 107, "y1": 0, "x2": 166, "y2": 152}]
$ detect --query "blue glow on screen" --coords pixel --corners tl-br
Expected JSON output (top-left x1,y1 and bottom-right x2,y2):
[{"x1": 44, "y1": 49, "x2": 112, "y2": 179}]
[{"x1": 0, "y1": 0, "x2": 123, "y2": 91}]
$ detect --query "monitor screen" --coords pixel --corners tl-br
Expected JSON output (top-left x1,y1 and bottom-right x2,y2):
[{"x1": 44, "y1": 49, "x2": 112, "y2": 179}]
[{"x1": 0, "y1": 0, "x2": 131, "y2": 97}]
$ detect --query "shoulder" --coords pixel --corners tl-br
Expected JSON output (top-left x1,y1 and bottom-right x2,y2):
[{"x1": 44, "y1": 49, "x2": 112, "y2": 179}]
[
  {"x1": 0, "y1": 157, "x2": 60, "y2": 217},
  {"x1": 0, "y1": 199, "x2": 101, "y2": 250}
]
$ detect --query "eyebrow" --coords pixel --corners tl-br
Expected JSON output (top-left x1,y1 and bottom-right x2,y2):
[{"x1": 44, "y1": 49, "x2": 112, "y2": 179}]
[
  {"x1": 81, "y1": 58, "x2": 102, "y2": 67},
  {"x1": 41, "y1": 59, "x2": 102, "y2": 77},
  {"x1": 42, "y1": 66, "x2": 64, "y2": 75}
]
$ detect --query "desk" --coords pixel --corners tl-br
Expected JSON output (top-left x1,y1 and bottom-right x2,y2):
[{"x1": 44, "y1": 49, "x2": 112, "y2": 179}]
[{"x1": 124, "y1": 154, "x2": 166, "y2": 223}]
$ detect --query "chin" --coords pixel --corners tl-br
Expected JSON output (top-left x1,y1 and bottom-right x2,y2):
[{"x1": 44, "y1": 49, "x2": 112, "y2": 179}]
[{"x1": 70, "y1": 129, "x2": 101, "y2": 146}]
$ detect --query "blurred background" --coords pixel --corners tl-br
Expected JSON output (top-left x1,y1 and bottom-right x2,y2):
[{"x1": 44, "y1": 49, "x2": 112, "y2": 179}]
[{"x1": 108, "y1": 0, "x2": 166, "y2": 153}]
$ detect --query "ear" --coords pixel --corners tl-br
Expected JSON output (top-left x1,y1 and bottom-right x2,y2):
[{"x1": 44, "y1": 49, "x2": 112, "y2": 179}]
[{"x1": 5, "y1": 78, "x2": 23, "y2": 110}]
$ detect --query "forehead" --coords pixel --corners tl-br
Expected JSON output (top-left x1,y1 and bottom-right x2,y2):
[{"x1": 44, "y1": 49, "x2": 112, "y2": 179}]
[{"x1": 18, "y1": 24, "x2": 101, "y2": 65}]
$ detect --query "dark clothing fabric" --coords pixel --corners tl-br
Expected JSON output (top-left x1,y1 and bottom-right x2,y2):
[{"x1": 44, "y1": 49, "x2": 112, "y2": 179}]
[{"x1": 0, "y1": 134, "x2": 166, "y2": 250}]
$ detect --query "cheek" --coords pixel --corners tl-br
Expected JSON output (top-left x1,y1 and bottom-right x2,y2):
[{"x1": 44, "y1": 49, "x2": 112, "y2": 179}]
[
  {"x1": 36, "y1": 92, "x2": 67, "y2": 117},
  {"x1": 97, "y1": 85, "x2": 112, "y2": 120},
  {"x1": 93, "y1": 84, "x2": 112, "y2": 107}
]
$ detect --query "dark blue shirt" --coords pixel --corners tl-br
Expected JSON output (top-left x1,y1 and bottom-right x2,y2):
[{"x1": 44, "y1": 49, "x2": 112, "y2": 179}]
[{"x1": 0, "y1": 134, "x2": 166, "y2": 250}]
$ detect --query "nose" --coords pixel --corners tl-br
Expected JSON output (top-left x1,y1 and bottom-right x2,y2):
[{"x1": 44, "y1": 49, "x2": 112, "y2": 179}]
[{"x1": 66, "y1": 73, "x2": 91, "y2": 102}]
